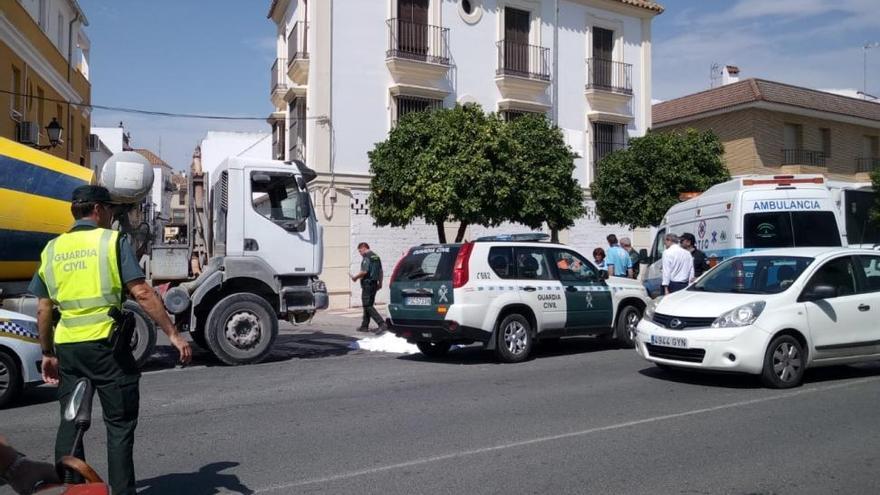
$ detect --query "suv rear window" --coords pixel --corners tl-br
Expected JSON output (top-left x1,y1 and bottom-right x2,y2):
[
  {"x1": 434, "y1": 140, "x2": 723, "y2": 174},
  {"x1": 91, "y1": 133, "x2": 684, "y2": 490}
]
[{"x1": 395, "y1": 246, "x2": 460, "y2": 282}]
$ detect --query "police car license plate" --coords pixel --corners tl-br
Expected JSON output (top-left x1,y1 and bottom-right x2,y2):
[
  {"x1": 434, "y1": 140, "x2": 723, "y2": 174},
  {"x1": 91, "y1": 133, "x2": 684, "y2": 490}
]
[
  {"x1": 405, "y1": 297, "x2": 432, "y2": 306},
  {"x1": 651, "y1": 335, "x2": 688, "y2": 348}
]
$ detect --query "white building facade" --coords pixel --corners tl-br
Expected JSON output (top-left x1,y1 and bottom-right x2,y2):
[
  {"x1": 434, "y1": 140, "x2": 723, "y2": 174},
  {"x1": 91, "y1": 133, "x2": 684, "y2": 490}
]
[{"x1": 267, "y1": 0, "x2": 662, "y2": 308}]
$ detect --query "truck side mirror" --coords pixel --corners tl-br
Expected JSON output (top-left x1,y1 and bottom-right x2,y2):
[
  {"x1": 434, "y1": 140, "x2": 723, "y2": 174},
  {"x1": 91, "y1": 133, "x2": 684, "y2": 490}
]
[
  {"x1": 639, "y1": 248, "x2": 650, "y2": 264},
  {"x1": 298, "y1": 191, "x2": 311, "y2": 218}
]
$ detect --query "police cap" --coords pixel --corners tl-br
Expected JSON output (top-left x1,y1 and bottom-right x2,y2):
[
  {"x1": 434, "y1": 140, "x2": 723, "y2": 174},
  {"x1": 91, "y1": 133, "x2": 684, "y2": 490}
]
[{"x1": 71, "y1": 185, "x2": 113, "y2": 204}]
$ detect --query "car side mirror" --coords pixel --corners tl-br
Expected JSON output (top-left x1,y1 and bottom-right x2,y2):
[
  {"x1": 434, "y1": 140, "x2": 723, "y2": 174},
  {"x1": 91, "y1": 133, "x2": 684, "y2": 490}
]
[
  {"x1": 801, "y1": 284, "x2": 838, "y2": 302},
  {"x1": 638, "y1": 248, "x2": 650, "y2": 264}
]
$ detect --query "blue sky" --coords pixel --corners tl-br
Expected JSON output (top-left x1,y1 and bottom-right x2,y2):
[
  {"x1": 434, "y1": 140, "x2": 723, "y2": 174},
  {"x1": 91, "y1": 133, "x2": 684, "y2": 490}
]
[{"x1": 78, "y1": 0, "x2": 880, "y2": 169}]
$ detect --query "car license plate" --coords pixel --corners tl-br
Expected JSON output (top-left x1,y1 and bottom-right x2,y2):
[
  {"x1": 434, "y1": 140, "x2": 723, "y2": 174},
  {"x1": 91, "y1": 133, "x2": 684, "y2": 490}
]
[
  {"x1": 405, "y1": 297, "x2": 432, "y2": 306},
  {"x1": 651, "y1": 335, "x2": 688, "y2": 348}
]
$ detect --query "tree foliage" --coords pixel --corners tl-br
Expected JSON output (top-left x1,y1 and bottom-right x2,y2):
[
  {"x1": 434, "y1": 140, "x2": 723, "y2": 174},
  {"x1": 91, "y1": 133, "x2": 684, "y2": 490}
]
[
  {"x1": 871, "y1": 168, "x2": 880, "y2": 227},
  {"x1": 368, "y1": 104, "x2": 583, "y2": 242},
  {"x1": 591, "y1": 129, "x2": 729, "y2": 228}
]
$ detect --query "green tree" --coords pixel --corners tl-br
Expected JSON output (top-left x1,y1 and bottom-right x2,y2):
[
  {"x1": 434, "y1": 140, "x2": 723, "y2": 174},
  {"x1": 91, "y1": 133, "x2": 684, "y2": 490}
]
[
  {"x1": 871, "y1": 168, "x2": 880, "y2": 226},
  {"x1": 368, "y1": 104, "x2": 505, "y2": 242},
  {"x1": 591, "y1": 129, "x2": 729, "y2": 228},
  {"x1": 501, "y1": 114, "x2": 585, "y2": 242}
]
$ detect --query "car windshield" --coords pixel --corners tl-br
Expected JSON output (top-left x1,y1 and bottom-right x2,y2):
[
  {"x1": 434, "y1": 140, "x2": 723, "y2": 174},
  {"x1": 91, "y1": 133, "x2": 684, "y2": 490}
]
[{"x1": 690, "y1": 256, "x2": 814, "y2": 294}]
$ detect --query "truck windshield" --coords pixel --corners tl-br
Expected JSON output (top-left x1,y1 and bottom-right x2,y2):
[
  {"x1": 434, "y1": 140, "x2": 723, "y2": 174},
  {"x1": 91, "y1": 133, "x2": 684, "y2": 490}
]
[
  {"x1": 691, "y1": 256, "x2": 813, "y2": 294},
  {"x1": 251, "y1": 172, "x2": 310, "y2": 231},
  {"x1": 744, "y1": 211, "x2": 841, "y2": 248}
]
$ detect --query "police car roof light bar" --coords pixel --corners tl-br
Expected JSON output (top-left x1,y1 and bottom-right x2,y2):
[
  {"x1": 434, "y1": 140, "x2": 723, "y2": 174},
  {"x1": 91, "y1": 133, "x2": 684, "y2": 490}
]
[{"x1": 474, "y1": 233, "x2": 550, "y2": 243}]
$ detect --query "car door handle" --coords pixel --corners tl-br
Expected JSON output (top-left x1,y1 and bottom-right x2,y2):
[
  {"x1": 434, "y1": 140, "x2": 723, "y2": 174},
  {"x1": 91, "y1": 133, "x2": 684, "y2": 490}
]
[
  {"x1": 523, "y1": 286, "x2": 537, "y2": 292},
  {"x1": 859, "y1": 304, "x2": 871, "y2": 312},
  {"x1": 566, "y1": 286, "x2": 578, "y2": 292}
]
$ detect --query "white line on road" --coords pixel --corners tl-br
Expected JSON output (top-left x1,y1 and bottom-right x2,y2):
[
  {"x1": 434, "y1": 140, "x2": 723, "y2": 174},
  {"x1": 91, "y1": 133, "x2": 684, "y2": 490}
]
[{"x1": 254, "y1": 375, "x2": 880, "y2": 492}]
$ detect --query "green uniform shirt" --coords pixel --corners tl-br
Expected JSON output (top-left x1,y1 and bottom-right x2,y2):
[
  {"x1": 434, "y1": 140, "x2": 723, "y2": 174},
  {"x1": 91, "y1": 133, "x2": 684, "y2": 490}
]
[{"x1": 361, "y1": 251, "x2": 383, "y2": 282}]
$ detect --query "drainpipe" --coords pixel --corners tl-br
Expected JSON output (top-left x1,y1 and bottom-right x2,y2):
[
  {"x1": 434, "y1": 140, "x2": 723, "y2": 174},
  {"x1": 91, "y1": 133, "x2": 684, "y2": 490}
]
[
  {"x1": 552, "y1": 0, "x2": 559, "y2": 124},
  {"x1": 66, "y1": 11, "x2": 81, "y2": 162}
]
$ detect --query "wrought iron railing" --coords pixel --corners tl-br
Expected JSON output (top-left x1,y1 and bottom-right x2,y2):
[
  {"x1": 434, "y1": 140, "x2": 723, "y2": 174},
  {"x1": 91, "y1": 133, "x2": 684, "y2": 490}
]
[
  {"x1": 782, "y1": 149, "x2": 826, "y2": 167},
  {"x1": 271, "y1": 58, "x2": 286, "y2": 93},
  {"x1": 386, "y1": 18, "x2": 450, "y2": 65},
  {"x1": 496, "y1": 40, "x2": 550, "y2": 81},
  {"x1": 857, "y1": 157, "x2": 880, "y2": 173},
  {"x1": 287, "y1": 21, "x2": 309, "y2": 64},
  {"x1": 586, "y1": 58, "x2": 632, "y2": 94}
]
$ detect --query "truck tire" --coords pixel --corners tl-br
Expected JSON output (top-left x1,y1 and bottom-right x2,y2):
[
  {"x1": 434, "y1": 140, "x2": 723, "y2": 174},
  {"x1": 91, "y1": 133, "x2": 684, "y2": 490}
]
[
  {"x1": 124, "y1": 301, "x2": 157, "y2": 369},
  {"x1": 205, "y1": 293, "x2": 278, "y2": 365},
  {"x1": 0, "y1": 350, "x2": 22, "y2": 409}
]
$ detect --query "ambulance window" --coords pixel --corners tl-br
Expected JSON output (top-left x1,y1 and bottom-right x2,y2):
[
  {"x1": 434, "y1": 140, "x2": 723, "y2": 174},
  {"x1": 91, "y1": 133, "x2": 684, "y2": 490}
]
[
  {"x1": 791, "y1": 212, "x2": 841, "y2": 247},
  {"x1": 488, "y1": 247, "x2": 516, "y2": 279},
  {"x1": 514, "y1": 247, "x2": 553, "y2": 280},
  {"x1": 744, "y1": 213, "x2": 793, "y2": 248}
]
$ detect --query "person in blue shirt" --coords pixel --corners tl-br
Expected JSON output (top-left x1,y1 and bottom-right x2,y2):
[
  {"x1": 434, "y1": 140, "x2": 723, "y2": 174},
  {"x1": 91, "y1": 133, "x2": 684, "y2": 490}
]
[{"x1": 605, "y1": 234, "x2": 633, "y2": 278}]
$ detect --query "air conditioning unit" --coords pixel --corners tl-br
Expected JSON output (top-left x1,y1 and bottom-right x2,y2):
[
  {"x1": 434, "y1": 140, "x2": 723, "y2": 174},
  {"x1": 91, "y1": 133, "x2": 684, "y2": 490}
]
[
  {"x1": 16, "y1": 121, "x2": 40, "y2": 146},
  {"x1": 88, "y1": 133, "x2": 101, "y2": 152}
]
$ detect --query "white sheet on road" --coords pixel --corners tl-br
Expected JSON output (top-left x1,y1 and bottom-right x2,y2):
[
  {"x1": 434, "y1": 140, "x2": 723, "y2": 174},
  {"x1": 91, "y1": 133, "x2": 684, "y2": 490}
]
[{"x1": 351, "y1": 332, "x2": 420, "y2": 354}]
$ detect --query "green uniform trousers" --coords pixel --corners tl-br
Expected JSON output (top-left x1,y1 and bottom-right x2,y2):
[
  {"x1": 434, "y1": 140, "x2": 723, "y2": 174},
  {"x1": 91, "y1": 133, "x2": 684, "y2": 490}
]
[
  {"x1": 360, "y1": 280, "x2": 384, "y2": 329},
  {"x1": 56, "y1": 341, "x2": 140, "y2": 495}
]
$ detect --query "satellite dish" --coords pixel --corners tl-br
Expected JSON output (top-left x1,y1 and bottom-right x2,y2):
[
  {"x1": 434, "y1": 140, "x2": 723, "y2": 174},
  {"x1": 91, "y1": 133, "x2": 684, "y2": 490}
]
[{"x1": 99, "y1": 151, "x2": 155, "y2": 204}]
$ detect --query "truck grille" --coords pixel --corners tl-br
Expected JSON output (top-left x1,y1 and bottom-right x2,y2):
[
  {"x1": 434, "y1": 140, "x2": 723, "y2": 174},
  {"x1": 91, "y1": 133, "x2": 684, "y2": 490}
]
[
  {"x1": 652, "y1": 313, "x2": 716, "y2": 330},
  {"x1": 646, "y1": 344, "x2": 706, "y2": 363}
]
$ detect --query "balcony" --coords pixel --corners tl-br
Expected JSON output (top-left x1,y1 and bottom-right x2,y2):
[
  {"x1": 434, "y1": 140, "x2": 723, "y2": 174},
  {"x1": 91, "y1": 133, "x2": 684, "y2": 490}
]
[
  {"x1": 494, "y1": 40, "x2": 551, "y2": 109},
  {"x1": 782, "y1": 149, "x2": 826, "y2": 167},
  {"x1": 385, "y1": 19, "x2": 450, "y2": 99},
  {"x1": 586, "y1": 58, "x2": 632, "y2": 95},
  {"x1": 857, "y1": 157, "x2": 880, "y2": 173},
  {"x1": 270, "y1": 58, "x2": 287, "y2": 107},
  {"x1": 287, "y1": 21, "x2": 309, "y2": 85}
]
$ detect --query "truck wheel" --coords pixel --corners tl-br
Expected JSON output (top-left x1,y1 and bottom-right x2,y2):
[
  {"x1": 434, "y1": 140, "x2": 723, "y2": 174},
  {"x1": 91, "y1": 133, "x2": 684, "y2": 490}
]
[
  {"x1": 124, "y1": 301, "x2": 157, "y2": 368},
  {"x1": 494, "y1": 313, "x2": 533, "y2": 363},
  {"x1": 0, "y1": 351, "x2": 23, "y2": 409},
  {"x1": 205, "y1": 293, "x2": 278, "y2": 365},
  {"x1": 615, "y1": 304, "x2": 642, "y2": 349},
  {"x1": 416, "y1": 342, "x2": 451, "y2": 358}
]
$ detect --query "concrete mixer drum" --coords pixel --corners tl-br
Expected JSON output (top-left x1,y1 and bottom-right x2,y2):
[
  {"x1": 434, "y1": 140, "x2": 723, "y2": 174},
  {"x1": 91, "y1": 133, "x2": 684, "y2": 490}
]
[{"x1": 100, "y1": 151, "x2": 154, "y2": 204}]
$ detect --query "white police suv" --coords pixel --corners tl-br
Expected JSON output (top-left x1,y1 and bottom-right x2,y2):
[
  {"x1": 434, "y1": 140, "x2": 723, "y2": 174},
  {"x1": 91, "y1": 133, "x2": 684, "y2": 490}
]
[
  {"x1": 636, "y1": 247, "x2": 880, "y2": 388},
  {"x1": 0, "y1": 309, "x2": 43, "y2": 408},
  {"x1": 387, "y1": 234, "x2": 650, "y2": 362}
]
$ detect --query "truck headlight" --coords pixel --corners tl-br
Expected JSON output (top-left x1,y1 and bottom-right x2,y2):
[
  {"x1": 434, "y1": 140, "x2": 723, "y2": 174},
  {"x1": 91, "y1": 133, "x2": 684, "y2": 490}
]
[{"x1": 712, "y1": 301, "x2": 766, "y2": 328}]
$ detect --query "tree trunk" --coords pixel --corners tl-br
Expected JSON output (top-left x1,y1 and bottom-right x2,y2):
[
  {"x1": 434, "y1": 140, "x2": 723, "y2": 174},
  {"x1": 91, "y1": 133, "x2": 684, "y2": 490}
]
[
  {"x1": 550, "y1": 228, "x2": 559, "y2": 243},
  {"x1": 454, "y1": 222, "x2": 469, "y2": 243},
  {"x1": 436, "y1": 221, "x2": 447, "y2": 243}
]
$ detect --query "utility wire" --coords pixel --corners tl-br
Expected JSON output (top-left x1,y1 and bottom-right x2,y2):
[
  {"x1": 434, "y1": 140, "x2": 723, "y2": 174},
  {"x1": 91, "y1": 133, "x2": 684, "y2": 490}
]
[{"x1": 0, "y1": 88, "x2": 323, "y2": 121}]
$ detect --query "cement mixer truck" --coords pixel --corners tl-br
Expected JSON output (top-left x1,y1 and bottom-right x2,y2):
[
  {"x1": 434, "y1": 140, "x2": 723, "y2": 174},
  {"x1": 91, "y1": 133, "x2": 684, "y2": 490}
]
[{"x1": 0, "y1": 136, "x2": 327, "y2": 371}]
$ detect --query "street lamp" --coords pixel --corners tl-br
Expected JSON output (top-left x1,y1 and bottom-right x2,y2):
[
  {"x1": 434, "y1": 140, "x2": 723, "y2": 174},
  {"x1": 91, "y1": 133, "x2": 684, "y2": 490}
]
[
  {"x1": 864, "y1": 41, "x2": 880, "y2": 99},
  {"x1": 45, "y1": 118, "x2": 63, "y2": 147}
]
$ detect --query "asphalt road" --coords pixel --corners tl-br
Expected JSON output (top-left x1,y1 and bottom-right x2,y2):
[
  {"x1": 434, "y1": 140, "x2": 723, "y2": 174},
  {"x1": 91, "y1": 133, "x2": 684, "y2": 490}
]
[{"x1": 3, "y1": 314, "x2": 880, "y2": 495}]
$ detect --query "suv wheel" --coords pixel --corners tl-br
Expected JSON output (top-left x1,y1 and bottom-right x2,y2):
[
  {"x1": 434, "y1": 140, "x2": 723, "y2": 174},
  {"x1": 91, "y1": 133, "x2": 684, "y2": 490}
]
[
  {"x1": 495, "y1": 314, "x2": 533, "y2": 363},
  {"x1": 761, "y1": 334, "x2": 805, "y2": 389},
  {"x1": 615, "y1": 305, "x2": 642, "y2": 348},
  {"x1": 416, "y1": 342, "x2": 451, "y2": 358}
]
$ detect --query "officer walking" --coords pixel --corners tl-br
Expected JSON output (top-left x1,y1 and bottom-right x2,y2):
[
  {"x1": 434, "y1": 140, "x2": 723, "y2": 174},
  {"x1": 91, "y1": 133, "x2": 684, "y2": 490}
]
[
  {"x1": 351, "y1": 242, "x2": 388, "y2": 333},
  {"x1": 29, "y1": 186, "x2": 192, "y2": 495}
]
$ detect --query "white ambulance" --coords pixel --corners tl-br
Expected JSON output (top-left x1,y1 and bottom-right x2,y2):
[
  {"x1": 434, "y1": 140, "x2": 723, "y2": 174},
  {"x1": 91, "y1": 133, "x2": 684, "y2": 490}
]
[{"x1": 642, "y1": 175, "x2": 875, "y2": 298}]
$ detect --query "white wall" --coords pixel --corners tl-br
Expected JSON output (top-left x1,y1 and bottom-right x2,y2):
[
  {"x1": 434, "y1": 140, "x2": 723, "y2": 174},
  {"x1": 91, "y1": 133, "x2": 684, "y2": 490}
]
[
  {"x1": 199, "y1": 131, "x2": 271, "y2": 180},
  {"x1": 91, "y1": 127, "x2": 124, "y2": 154}
]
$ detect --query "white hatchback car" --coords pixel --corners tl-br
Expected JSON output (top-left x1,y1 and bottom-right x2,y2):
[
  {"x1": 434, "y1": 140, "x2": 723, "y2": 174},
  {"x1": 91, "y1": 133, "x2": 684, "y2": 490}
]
[
  {"x1": 0, "y1": 309, "x2": 43, "y2": 408},
  {"x1": 635, "y1": 247, "x2": 880, "y2": 388}
]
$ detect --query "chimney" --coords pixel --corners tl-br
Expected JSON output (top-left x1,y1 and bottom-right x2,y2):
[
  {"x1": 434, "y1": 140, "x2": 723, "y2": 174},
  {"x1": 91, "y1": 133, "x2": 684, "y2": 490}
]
[{"x1": 722, "y1": 65, "x2": 740, "y2": 85}]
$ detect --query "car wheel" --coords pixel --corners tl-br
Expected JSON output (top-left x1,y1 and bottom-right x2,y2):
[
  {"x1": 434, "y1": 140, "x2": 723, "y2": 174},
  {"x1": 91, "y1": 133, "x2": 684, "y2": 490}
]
[
  {"x1": 0, "y1": 351, "x2": 23, "y2": 409},
  {"x1": 615, "y1": 304, "x2": 642, "y2": 348},
  {"x1": 416, "y1": 342, "x2": 451, "y2": 358},
  {"x1": 205, "y1": 293, "x2": 279, "y2": 365},
  {"x1": 495, "y1": 314, "x2": 533, "y2": 363},
  {"x1": 761, "y1": 335, "x2": 805, "y2": 389},
  {"x1": 124, "y1": 301, "x2": 157, "y2": 368}
]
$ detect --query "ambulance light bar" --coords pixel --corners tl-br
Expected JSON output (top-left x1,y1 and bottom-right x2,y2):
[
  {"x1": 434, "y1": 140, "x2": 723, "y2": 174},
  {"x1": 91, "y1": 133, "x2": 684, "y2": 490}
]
[{"x1": 742, "y1": 176, "x2": 824, "y2": 186}]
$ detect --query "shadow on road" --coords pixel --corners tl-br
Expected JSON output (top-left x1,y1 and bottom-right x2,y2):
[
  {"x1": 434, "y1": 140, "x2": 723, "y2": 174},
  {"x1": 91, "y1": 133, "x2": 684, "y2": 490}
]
[
  {"x1": 3, "y1": 383, "x2": 57, "y2": 409},
  {"x1": 639, "y1": 361, "x2": 880, "y2": 389},
  {"x1": 136, "y1": 461, "x2": 253, "y2": 495},
  {"x1": 398, "y1": 337, "x2": 622, "y2": 365},
  {"x1": 140, "y1": 332, "x2": 358, "y2": 372}
]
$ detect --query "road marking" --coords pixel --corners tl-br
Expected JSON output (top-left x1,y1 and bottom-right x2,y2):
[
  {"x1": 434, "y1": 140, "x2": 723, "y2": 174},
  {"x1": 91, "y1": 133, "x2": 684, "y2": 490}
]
[{"x1": 254, "y1": 375, "x2": 880, "y2": 492}]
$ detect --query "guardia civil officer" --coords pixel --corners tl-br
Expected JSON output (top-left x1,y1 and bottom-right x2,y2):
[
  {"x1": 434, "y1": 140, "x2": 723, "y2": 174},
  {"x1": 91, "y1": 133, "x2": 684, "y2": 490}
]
[
  {"x1": 29, "y1": 185, "x2": 192, "y2": 495},
  {"x1": 351, "y1": 242, "x2": 388, "y2": 333}
]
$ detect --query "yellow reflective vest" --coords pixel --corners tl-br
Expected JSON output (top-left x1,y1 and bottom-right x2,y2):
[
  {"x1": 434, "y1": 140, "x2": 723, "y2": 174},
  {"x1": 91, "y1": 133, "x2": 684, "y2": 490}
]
[{"x1": 38, "y1": 228, "x2": 122, "y2": 344}]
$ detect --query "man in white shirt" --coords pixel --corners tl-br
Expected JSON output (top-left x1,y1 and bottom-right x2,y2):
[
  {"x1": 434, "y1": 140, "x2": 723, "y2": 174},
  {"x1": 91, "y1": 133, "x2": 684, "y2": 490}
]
[{"x1": 662, "y1": 233, "x2": 694, "y2": 294}]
